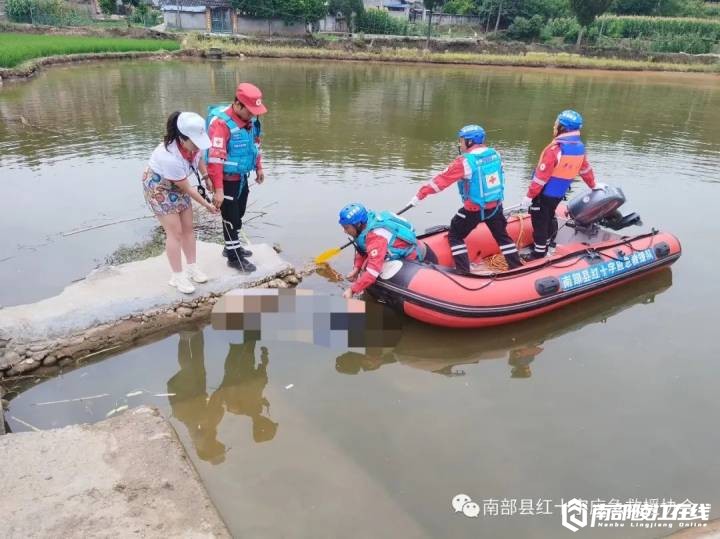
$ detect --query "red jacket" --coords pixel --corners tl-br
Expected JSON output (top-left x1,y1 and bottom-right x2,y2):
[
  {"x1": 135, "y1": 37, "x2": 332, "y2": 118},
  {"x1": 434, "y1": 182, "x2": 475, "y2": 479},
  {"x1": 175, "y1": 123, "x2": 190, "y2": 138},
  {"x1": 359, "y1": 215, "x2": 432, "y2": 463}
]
[
  {"x1": 415, "y1": 144, "x2": 500, "y2": 212},
  {"x1": 526, "y1": 132, "x2": 595, "y2": 199},
  {"x1": 207, "y1": 106, "x2": 263, "y2": 190},
  {"x1": 351, "y1": 230, "x2": 419, "y2": 294}
]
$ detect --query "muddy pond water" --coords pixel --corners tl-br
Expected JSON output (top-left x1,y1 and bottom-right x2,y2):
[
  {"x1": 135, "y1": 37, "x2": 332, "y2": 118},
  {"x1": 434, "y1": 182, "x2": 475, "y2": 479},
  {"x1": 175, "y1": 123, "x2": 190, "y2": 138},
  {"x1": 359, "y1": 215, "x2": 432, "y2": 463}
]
[{"x1": 1, "y1": 58, "x2": 719, "y2": 538}]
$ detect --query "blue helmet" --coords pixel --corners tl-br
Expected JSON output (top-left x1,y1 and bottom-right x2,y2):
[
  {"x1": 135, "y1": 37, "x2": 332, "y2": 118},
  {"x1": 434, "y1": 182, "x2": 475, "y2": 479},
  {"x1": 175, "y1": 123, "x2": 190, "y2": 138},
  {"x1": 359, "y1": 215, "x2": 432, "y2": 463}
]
[
  {"x1": 338, "y1": 203, "x2": 368, "y2": 226},
  {"x1": 557, "y1": 110, "x2": 583, "y2": 131},
  {"x1": 457, "y1": 124, "x2": 486, "y2": 144}
]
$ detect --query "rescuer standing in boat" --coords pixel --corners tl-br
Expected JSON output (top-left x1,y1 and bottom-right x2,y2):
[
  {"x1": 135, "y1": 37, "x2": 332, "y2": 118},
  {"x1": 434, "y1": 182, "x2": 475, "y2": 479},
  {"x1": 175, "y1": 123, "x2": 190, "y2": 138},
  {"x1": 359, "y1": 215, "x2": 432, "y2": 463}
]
[
  {"x1": 408, "y1": 125, "x2": 522, "y2": 273},
  {"x1": 520, "y1": 110, "x2": 605, "y2": 260}
]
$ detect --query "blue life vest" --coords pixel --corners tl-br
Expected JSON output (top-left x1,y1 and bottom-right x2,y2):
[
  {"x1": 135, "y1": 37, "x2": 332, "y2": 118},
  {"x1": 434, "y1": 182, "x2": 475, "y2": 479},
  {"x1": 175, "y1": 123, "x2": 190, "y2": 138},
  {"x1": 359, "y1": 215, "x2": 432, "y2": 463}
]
[
  {"x1": 356, "y1": 211, "x2": 422, "y2": 262},
  {"x1": 206, "y1": 104, "x2": 262, "y2": 178},
  {"x1": 458, "y1": 148, "x2": 505, "y2": 215},
  {"x1": 542, "y1": 134, "x2": 586, "y2": 199}
]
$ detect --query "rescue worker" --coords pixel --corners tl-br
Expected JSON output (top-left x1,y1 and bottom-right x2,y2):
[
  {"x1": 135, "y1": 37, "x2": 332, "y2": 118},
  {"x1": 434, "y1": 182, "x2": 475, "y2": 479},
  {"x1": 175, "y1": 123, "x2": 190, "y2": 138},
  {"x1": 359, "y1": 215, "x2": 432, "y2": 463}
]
[
  {"x1": 339, "y1": 203, "x2": 437, "y2": 299},
  {"x1": 520, "y1": 110, "x2": 605, "y2": 260},
  {"x1": 207, "y1": 83, "x2": 267, "y2": 273},
  {"x1": 409, "y1": 125, "x2": 522, "y2": 273}
]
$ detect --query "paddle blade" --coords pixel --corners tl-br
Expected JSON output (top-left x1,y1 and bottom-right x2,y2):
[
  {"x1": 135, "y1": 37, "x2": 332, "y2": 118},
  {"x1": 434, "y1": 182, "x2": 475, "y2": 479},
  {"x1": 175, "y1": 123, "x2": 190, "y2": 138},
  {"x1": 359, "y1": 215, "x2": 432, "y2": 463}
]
[{"x1": 314, "y1": 247, "x2": 343, "y2": 264}]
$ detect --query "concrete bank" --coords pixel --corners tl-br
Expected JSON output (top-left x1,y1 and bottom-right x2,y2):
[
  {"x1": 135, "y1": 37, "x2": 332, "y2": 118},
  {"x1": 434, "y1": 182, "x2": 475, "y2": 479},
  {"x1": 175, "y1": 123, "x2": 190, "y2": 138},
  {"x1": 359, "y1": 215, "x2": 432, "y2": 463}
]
[
  {"x1": 0, "y1": 405, "x2": 230, "y2": 537},
  {"x1": 0, "y1": 241, "x2": 299, "y2": 379},
  {"x1": 0, "y1": 385, "x2": 5, "y2": 435}
]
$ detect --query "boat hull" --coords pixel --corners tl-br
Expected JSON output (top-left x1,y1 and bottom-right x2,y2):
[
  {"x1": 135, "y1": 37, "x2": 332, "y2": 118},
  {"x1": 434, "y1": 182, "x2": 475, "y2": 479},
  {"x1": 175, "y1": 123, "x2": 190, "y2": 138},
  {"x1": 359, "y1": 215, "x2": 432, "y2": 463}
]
[{"x1": 367, "y1": 214, "x2": 681, "y2": 328}]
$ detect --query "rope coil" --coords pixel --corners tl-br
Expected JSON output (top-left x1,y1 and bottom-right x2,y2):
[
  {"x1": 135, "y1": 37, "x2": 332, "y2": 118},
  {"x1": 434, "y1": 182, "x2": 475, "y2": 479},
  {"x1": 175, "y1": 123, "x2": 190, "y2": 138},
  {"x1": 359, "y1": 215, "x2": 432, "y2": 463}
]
[{"x1": 480, "y1": 212, "x2": 527, "y2": 273}]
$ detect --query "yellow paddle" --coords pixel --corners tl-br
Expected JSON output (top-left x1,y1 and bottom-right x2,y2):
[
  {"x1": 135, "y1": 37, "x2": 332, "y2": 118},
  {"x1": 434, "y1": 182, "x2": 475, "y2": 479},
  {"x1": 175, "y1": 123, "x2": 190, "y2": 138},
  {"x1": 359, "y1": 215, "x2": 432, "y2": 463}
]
[{"x1": 314, "y1": 204, "x2": 414, "y2": 265}]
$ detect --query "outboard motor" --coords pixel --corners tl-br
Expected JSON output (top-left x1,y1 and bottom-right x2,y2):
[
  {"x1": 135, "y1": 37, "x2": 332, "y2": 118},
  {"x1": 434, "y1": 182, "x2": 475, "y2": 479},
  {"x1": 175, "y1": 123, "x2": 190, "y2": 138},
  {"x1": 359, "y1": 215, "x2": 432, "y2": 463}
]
[{"x1": 567, "y1": 185, "x2": 642, "y2": 231}]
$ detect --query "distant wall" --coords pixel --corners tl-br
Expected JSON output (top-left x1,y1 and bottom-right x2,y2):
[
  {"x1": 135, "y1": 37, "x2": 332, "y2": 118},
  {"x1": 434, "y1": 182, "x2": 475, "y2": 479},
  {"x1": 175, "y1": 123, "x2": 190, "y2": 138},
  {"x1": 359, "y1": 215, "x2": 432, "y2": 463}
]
[
  {"x1": 236, "y1": 16, "x2": 307, "y2": 36},
  {"x1": 163, "y1": 9, "x2": 206, "y2": 31},
  {"x1": 386, "y1": 8, "x2": 408, "y2": 19},
  {"x1": 431, "y1": 13, "x2": 482, "y2": 26},
  {"x1": 317, "y1": 14, "x2": 348, "y2": 33}
]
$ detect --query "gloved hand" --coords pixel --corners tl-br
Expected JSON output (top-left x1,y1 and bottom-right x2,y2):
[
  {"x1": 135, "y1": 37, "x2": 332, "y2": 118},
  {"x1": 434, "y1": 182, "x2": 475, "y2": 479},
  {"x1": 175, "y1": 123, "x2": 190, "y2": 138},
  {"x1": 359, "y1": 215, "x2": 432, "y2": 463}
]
[
  {"x1": 592, "y1": 182, "x2": 608, "y2": 191},
  {"x1": 407, "y1": 195, "x2": 420, "y2": 208},
  {"x1": 520, "y1": 196, "x2": 532, "y2": 211}
]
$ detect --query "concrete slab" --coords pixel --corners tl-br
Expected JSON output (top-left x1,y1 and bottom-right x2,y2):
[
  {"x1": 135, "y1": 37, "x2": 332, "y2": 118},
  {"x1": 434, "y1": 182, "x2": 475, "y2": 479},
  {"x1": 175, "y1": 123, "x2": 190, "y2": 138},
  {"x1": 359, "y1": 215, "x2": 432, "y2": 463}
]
[
  {"x1": 0, "y1": 241, "x2": 290, "y2": 342},
  {"x1": 0, "y1": 386, "x2": 5, "y2": 435},
  {"x1": 0, "y1": 406, "x2": 230, "y2": 538},
  {"x1": 0, "y1": 241, "x2": 298, "y2": 378}
]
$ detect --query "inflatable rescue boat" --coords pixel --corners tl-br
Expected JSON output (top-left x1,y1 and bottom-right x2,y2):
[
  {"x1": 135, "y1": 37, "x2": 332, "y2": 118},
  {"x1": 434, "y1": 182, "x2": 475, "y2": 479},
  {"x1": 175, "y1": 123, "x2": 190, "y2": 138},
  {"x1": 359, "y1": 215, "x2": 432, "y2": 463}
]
[{"x1": 366, "y1": 186, "x2": 681, "y2": 328}]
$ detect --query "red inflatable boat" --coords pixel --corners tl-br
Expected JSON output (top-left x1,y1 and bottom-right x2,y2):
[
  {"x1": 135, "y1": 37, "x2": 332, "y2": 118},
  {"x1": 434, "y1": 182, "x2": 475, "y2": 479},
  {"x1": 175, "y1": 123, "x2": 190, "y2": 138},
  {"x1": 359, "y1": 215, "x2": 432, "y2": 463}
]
[{"x1": 366, "y1": 187, "x2": 681, "y2": 328}]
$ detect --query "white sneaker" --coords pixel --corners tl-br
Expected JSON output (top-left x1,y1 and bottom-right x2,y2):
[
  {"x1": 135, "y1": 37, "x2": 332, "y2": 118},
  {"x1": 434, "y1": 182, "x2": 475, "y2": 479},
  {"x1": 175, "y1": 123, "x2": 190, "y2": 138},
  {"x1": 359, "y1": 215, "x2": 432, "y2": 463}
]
[
  {"x1": 186, "y1": 264, "x2": 208, "y2": 283},
  {"x1": 169, "y1": 273, "x2": 195, "y2": 294}
]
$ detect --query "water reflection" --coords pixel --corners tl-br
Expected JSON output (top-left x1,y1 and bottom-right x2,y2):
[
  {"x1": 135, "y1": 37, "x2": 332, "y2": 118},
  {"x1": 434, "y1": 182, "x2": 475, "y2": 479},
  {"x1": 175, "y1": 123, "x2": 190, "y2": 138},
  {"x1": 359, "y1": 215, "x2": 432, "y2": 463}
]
[
  {"x1": 167, "y1": 332, "x2": 277, "y2": 465},
  {"x1": 335, "y1": 269, "x2": 672, "y2": 379},
  {"x1": 1, "y1": 60, "x2": 718, "y2": 171},
  {"x1": 167, "y1": 331, "x2": 225, "y2": 464},
  {"x1": 216, "y1": 342, "x2": 277, "y2": 445}
]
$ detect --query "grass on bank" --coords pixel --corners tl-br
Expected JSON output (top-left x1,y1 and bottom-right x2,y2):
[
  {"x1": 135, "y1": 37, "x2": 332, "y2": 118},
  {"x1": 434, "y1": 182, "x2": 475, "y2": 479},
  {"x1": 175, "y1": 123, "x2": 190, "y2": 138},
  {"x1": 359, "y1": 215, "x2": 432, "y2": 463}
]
[
  {"x1": 0, "y1": 33, "x2": 180, "y2": 68},
  {"x1": 186, "y1": 35, "x2": 720, "y2": 74}
]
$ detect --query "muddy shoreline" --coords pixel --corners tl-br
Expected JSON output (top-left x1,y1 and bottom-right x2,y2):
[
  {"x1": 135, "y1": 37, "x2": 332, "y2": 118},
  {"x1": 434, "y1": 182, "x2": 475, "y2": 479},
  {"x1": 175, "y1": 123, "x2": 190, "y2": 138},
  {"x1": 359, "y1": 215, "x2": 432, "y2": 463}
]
[
  {"x1": 1, "y1": 22, "x2": 718, "y2": 84},
  {"x1": 0, "y1": 50, "x2": 181, "y2": 82}
]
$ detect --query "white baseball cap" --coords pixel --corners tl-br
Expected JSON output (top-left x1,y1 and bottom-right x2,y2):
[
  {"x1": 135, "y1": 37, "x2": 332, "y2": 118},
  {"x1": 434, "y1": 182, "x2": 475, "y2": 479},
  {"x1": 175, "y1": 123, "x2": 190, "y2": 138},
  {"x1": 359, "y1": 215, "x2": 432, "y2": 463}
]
[{"x1": 177, "y1": 112, "x2": 211, "y2": 151}]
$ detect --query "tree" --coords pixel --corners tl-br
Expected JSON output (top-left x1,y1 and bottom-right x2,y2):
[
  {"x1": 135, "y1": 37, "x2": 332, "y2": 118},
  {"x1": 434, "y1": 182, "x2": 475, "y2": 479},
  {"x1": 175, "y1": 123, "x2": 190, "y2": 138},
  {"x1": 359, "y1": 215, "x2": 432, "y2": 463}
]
[
  {"x1": 424, "y1": 0, "x2": 445, "y2": 47},
  {"x1": 233, "y1": 0, "x2": 327, "y2": 24},
  {"x1": 443, "y1": 0, "x2": 477, "y2": 16},
  {"x1": 609, "y1": 0, "x2": 657, "y2": 14},
  {"x1": 233, "y1": 0, "x2": 273, "y2": 18},
  {"x1": 328, "y1": 0, "x2": 364, "y2": 32},
  {"x1": 610, "y1": 0, "x2": 704, "y2": 16},
  {"x1": 300, "y1": 0, "x2": 328, "y2": 24},
  {"x1": 569, "y1": 0, "x2": 612, "y2": 46}
]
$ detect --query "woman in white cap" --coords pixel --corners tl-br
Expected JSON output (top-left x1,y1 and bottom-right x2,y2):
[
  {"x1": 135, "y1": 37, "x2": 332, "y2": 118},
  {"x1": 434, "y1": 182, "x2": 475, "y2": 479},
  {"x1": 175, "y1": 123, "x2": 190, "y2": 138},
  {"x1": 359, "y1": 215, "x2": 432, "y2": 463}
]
[{"x1": 142, "y1": 111, "x2": 219, "y2": 294}]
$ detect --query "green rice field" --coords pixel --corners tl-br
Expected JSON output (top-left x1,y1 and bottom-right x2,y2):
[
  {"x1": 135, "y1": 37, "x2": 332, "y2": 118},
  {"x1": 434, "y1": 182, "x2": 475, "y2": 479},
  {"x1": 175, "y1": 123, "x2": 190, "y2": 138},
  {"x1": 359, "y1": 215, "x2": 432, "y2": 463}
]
[{"x1": 0, "y1": 32, "x2": 179, "y2": 68}]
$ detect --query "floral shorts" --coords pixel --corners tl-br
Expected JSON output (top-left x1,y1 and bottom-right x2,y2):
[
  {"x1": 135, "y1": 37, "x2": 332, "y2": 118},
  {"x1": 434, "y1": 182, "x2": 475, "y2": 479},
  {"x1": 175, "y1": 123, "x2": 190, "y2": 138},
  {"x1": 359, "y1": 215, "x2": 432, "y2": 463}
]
[{"x1": 142, "y1": 168, "x2": 192, "y2": 216}]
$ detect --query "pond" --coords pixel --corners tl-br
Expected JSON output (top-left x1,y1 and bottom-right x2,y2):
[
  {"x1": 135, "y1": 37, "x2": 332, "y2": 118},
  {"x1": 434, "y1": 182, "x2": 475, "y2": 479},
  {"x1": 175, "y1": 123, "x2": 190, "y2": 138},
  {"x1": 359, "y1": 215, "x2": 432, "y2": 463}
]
[{"x1": 1, "y1": 58, "x2": 719, "y2": 538}]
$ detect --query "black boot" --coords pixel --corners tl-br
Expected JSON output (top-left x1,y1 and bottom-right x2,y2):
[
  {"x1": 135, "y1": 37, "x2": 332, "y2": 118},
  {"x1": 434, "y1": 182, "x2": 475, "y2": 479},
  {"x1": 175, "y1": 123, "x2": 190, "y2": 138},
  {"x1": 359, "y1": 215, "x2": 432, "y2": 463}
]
[
  {"x1": 227, "y1": 257, "x2": 256, "y2": 273},
  {"x1": 223, "y1": 246, "x2": 253, "y2": 258},
  {"x1": 506, "y1": 254, "x2": 523, "y2": 270},
  {"x1": 521, "y1": 251, "x2": 546, "y2": 263}
]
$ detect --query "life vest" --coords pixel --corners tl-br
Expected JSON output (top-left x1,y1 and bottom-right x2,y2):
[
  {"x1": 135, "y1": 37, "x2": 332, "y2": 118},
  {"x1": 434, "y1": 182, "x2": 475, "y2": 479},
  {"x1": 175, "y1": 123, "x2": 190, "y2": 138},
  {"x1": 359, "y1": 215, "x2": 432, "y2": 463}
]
[
  {"x1": 457, "y1": 148, "x2": 505, "y2": 215},
  {"x1": 541, "y1": 134, "x2": 586, "y2": 199},
  {"x1": 356, "y1": 211, "x2": 423, "y2": 262},
  {"x1": 206, "y1": 104, "x2": 262, "y2": 177}
]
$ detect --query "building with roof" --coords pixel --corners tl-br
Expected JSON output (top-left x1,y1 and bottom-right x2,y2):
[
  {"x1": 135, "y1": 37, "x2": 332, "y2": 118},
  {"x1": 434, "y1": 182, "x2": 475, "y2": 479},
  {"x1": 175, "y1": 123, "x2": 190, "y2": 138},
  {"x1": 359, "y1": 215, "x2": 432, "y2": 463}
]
[
  {"x1": 159, "y1": 0, "x2": 235, "y2": 32},
  {"x1": 160, "y1": 0, "x2": 315, "y2": 34}
]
